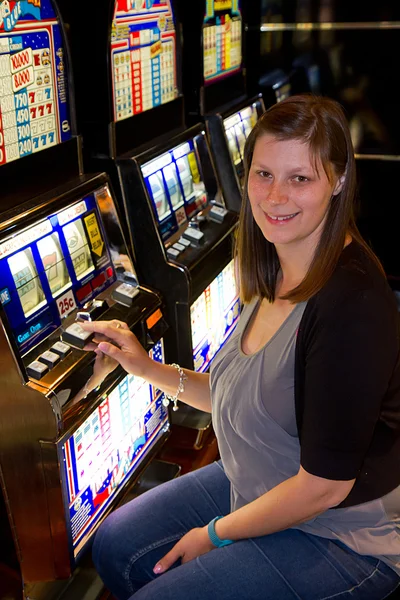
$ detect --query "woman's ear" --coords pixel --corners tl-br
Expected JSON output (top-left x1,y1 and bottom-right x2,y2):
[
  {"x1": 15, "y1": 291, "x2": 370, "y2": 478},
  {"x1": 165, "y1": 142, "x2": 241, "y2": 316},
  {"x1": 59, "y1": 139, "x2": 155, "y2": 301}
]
[{"x1": 333, "y1": 173, "x2": 346, "y2": 196}]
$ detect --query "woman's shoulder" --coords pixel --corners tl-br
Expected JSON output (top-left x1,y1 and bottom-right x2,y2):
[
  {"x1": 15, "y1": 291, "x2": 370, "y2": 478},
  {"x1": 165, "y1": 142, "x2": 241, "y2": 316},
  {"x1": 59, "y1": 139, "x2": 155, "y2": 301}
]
[{"x1": 305, "y1": 241, "x2": 398, "y2": 327}]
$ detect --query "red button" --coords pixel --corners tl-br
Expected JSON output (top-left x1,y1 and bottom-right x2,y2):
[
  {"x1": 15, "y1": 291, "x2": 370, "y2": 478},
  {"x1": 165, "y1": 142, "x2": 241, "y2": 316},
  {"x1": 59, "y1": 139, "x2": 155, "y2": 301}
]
[
  {"x1": 106, "y1": 267, "x2": 114, "y2": 279},
  {"x1": 76, "y1": 283, "x2": 92, "y2": 302}
]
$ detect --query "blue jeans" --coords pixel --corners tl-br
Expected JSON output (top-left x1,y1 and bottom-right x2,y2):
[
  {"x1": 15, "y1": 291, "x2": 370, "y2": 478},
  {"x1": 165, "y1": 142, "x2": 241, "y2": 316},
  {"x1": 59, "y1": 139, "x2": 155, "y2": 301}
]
[{"x1": 92, "y1": 461, "x2": 400, "y2": 599}]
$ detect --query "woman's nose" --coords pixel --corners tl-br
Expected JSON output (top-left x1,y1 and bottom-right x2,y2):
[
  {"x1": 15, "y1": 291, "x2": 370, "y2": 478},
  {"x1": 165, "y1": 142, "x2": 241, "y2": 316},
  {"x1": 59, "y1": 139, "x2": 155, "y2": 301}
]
[{"x1": 268, "y1": 181, "x2": 288, "y2": 205}]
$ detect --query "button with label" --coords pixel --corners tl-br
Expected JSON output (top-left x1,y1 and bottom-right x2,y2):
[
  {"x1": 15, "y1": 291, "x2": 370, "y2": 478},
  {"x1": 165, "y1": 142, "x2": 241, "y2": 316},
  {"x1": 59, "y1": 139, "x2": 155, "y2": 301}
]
[
  {"x1": 182, "y1": 227, "x2": 205, "y2": 246},
  {"x1": 112, "y1": 282, "x2": 140, "y2": 306},
  {"x1": 167, "y1": 247, "x2": 180, "y2": 259},
  {"x1": 38, "y1": 350, "x2": 60, "y2": 369},
  {"x1": 178, "y1": 237, "x2": 191, "y2": 247},
  {"x1": 172, "y1": 242, "x2": 185, "y2": 252},
  {"x1": 61, "y1": 323, "x2": 93, "y2": 349},
  {"x1": 209, "y1": 205, "x2": 228, "y2": 223},
  {"x1": 27, "y1": 360, "x2": 49, "y2": 380},
  {"x1": 51, "y1": 341, "x2": 71, "y2": 359}
]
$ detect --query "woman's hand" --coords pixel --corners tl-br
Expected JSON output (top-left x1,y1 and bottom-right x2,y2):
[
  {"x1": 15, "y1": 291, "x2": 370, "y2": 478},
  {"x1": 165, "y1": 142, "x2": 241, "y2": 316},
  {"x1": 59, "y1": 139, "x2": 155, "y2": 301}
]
[
  {"x1": 153, "y1": 526, "x2": 215, "y2": 574},
  {"x1": 81, "y1": 319, "x2": 152, "y2": 378}
]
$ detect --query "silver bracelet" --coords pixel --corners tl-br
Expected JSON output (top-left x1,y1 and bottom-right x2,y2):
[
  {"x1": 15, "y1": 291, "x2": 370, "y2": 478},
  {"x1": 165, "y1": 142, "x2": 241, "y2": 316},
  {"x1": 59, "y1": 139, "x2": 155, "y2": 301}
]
[{"x1": 162, "y1": 363, "x2": 188, "y2": 412}]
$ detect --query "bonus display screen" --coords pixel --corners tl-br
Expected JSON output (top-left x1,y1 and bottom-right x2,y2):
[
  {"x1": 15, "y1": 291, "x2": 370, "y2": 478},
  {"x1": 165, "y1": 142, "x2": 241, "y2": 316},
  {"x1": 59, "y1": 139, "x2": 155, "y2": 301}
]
[
  {"x1": 203, "y1": 0, "x2": 242, "y2": 85},
  {"x1": 0, "y1": 185, "x2": 117, "y2": 355},
  {"x1": 111, "y1": 0, "x2": 178, "y2": 122},
  {"x1": 0, "y1": 0, "x2": 72, "y2": 166},
  {"x1": 191, "y1": 259, "x2": 240, "y2": 373},
  {"x1": 224, "y1": 103, "x2": 258, "y2": 169},
  {"x1": 141, "y1": 138, "x2": 208, "y2": 241},
  {"x1": 61, "y1": 340, "x2": 169, "y2": 558}
]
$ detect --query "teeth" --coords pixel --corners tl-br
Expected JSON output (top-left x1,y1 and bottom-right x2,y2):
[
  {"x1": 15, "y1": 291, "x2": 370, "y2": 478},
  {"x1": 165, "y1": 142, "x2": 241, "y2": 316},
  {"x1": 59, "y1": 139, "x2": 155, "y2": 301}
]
[{"x1": 269, "y1": 213, "x2": 297, "y2": 221}]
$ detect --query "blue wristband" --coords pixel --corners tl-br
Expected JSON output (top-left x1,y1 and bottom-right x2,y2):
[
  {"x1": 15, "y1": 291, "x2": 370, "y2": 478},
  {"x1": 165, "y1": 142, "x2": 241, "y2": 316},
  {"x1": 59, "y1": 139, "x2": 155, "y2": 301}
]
[{"x1": 207, "y1": 516, "x2": 234, "y2": 548}]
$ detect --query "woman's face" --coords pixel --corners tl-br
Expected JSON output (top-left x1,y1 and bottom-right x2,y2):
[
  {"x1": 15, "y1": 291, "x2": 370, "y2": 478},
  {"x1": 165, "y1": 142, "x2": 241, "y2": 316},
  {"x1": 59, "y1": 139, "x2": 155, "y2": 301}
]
[{"x1": 247, "y1": 134, "x2": 344, "y2": 251}]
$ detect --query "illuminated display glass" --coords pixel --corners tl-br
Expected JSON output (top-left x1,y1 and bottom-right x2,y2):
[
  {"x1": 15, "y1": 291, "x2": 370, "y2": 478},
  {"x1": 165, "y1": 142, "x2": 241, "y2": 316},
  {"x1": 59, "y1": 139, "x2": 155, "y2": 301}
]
[
  {"x1": 111, "y1": 0, "x2": 178, "y2": 122},
  {"x1": 61, "y1": 340, "x2": 168, "y2": 558},
  {"x1": 0, "y1": 0, "x2": 72, "y2": 166},
  {"x1": 141, "y1": 138, "x2": 208, "y2": 241},
  {"x1": 0, "y1": 185, "x2": 117, "y2": 354},
  {"x1": 224, "y1": 103, "x2": 258, "y2": 171},
  {"x1": 191, "y1": 259, "x2": 240, "y2": 373},
  {"x1": 275, "y1": 81, "x2": 291, "y2": 102},
  {"x1": 203, "y1": 0, "x2": 242, "y2": 85}
]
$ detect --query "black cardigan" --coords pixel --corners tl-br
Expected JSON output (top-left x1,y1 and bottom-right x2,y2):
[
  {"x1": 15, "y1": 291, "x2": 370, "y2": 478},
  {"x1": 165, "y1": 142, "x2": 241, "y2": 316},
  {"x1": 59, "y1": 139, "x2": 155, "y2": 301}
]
[{"x1": 295, "y1": 242, "x2": 400, "y2": 508}]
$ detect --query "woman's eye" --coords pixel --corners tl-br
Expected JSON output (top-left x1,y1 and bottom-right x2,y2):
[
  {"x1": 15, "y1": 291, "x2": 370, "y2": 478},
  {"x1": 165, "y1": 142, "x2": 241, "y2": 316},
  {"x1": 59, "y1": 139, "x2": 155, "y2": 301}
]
[
  {"x1": 294, "y1": 175, "x2": 308, "y2": 183},
  {"x1": 257, "y1": 171, "x2": 271, "y2": 178}
]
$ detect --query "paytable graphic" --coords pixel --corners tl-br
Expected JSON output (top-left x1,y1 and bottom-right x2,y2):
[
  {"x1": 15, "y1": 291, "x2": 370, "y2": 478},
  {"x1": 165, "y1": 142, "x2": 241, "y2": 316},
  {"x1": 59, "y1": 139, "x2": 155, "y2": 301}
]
[
  {"x1": 111, "y1": 0, "x2": 178, "y2": 122},
  {"x1": 0, "y1": 0, "x2": 71, "y2": 166}
]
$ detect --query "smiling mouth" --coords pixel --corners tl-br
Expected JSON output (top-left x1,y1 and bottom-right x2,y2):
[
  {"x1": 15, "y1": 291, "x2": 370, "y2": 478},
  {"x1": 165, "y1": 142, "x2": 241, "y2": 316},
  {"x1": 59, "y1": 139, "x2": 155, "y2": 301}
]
[{"x1": 267, "y1": 212, "x2": 300, "y2": 222}]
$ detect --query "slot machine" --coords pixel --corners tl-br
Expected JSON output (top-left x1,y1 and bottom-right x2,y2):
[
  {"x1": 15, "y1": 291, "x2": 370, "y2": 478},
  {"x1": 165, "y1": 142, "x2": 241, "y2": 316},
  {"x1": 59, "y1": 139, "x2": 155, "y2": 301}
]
[
  {"x1": 175, "y1": 1, "x2": 266, "y2": 213},
  {"x1": 0, "y1": 0, "x2": 173, "y2": 591},
  {"x1": 205, "y1": 95, "x2": 265, "y2": 213},
  {"x1": 259, "y1": 68, "x2": 292, "y2": 106},
  {"x1": 57, "y1": 0, "x2": 240, "y2": 448}
]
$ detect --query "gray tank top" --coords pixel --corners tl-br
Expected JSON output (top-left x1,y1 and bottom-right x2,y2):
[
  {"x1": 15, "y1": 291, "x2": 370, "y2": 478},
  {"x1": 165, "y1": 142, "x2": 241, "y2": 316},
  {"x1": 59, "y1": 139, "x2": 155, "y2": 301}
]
[{"x1": 210, "y1": 297, "x2": 400, "y2": 575}]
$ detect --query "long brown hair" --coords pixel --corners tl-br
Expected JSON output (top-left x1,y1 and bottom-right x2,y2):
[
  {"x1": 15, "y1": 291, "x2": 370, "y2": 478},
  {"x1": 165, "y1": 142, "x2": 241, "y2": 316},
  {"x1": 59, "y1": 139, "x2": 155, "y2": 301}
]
[{"x1": 236, "y1": 94, "x2": 383, "y2": 304}]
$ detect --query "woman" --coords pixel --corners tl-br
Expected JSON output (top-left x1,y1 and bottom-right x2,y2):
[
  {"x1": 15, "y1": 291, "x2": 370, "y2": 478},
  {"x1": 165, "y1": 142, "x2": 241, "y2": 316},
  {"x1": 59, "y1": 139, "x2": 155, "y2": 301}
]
[{"x1": 82, "y1": 95, "x2": 400, "y2": 599}]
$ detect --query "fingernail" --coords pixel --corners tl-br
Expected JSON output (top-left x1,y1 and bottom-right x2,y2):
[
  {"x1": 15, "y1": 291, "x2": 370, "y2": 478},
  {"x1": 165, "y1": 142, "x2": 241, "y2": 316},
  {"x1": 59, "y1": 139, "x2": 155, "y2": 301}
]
[{"x1": 153, "y1": 564, "x2": 163, "y2": 574}]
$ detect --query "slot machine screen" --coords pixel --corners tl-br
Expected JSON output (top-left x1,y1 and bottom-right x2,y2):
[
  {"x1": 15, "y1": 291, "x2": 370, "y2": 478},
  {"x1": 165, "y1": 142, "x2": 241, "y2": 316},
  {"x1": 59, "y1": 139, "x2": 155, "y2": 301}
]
[
  {"x1": 60, "y1": 340, "x2": 169, "y2": 559},
  {"x1": 141, "y1": 138, "x2": 208, "y2": 241},
  {"x1": 191, "y1": 259, "x2": 240, "y2": 373},
  {"x1": 111, "y1": 0, "x2": 178, "y2": 122},
  {"x1": 275, "y1": 81, "x2": 291, "y2": 103},
  {"x1": 0, "y1": 185, "x2": 121, "y2": 355},
  {"x1": 223, "y1": 103, "x2": 258, "y2": 171},
  {"x1": 203, "y1": 0, "x2": 242, "y2": 85},
  {"x1": 0, "y1": 0, "x2": 72, "y2": 166}
]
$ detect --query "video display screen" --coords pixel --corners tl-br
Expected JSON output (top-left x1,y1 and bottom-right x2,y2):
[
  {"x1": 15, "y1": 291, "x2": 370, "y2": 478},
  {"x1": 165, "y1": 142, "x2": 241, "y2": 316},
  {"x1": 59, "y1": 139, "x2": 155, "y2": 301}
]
[
  {"x1": 0, "y1": 186, "x2": 117, "y2": 355},
  {"x1": 142, "y1": 138, "x2": 208, "y2": 241},
  {"x1": 224, "y1": 103, "x2": 258, "y2": 171},
  {"x1": 61, "y1": 340, "x2": 169, "y2": 558},
  {"x1": 0, "y1": 0, "x2": 72, "y2": 166},
  {"x1": 275, "y1": 81, "x2": 291, "y2": 103},
  {"x1": 203, "y1": 0, "x2": 242, "y2": 85},
  {"x1": 111, "y1": 0, "x2": 178, "y2": 122},
  {"x1": 191, "y1": 259, "x2": 240, "y2": 373}
]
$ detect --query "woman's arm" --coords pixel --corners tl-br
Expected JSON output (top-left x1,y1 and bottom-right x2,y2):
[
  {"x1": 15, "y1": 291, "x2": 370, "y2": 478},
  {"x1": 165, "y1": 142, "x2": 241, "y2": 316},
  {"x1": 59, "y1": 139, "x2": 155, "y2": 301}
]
[
  {"x1": 214, "y1": 467, "x2": 355, "y2": 541},
  {"x1": 154, "y1": 467, "x2": 355, "y2": 572},
  {"x1": 80, "y1": 320, "x2": 212, "y2": 413}
]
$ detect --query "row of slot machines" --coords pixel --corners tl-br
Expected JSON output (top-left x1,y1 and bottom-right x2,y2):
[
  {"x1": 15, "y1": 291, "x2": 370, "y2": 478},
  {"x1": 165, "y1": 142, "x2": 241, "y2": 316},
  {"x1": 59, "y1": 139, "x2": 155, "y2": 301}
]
[{"x1": 0, "y1": 0, "x2": 279, "y2": 593}]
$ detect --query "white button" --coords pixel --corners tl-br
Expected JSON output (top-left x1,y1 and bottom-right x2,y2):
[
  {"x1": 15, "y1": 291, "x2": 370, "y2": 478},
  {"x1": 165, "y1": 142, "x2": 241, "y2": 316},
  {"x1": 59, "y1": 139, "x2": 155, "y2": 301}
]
[
  {"x1": 39, "y1": 350, "x2": 60, "y2": 368},
  {"x1": 167, "y1": 247, "x2": 180, "y2": 259},
  {"x1": 27, "y1": 360, "x2": 49, "y2": 379},
  {"x1": 65, "y1": 323, "x2": 92, "y2": 341},
  {"x1": 51, "y1": 341, "x2": 71, "y2": 358},
  {"x1": 115, "y1": 283, "x2": 140, "y2": 299},
  {"x1": 183, "y1": 228, "x2": 204, "y2": 241}
]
